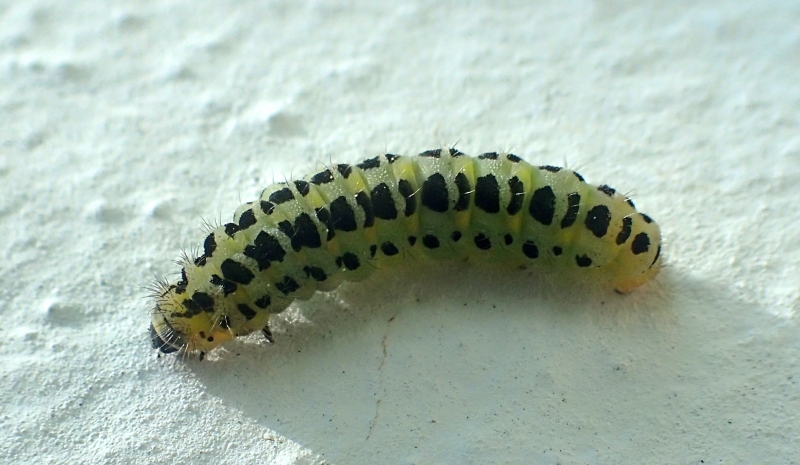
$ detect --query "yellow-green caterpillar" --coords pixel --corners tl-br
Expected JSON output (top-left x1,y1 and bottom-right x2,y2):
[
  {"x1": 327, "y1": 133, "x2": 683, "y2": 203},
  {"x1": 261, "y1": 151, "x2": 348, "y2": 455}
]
[{"x1": 150, "y1": 149, "x2": 662, "y2": 357}]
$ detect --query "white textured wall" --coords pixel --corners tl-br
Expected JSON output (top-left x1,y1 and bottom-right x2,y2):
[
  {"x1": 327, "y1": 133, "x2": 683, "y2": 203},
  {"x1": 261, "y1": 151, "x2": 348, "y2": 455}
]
[{"x1": 2, "y1": 1, "x2": 798, "y2": 464}]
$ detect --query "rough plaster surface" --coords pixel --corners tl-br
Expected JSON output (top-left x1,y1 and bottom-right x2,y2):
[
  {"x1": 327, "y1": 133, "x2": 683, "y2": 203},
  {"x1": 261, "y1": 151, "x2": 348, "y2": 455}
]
[{"x1": 1, "y1": 1, "x2": 798, "y2": 464}]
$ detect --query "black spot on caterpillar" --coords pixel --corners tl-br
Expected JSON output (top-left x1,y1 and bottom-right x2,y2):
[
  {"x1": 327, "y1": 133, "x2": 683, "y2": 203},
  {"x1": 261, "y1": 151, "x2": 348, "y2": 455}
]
[{"x1": 149, "y1": 149, "x2": 662, "y2": 356}]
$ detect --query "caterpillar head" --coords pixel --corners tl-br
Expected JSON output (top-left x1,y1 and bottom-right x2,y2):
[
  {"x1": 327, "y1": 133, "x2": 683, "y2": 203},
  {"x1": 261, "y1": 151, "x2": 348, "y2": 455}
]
[{"x1": 149, "y1": 286, "x2": 237, "y2": 356}]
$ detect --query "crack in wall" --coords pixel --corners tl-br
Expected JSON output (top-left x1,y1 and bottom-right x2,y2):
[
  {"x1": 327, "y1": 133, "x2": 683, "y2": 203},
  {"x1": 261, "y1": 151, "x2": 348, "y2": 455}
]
[{"x1": 366, "y1": 316, "x2": 394, "y2": 440}]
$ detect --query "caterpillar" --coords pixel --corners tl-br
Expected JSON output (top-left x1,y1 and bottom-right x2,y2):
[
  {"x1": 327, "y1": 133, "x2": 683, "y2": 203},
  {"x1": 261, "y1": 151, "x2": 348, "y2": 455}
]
[{"x1": 149, "y1": 148, "x2": 662, "y2": 357}]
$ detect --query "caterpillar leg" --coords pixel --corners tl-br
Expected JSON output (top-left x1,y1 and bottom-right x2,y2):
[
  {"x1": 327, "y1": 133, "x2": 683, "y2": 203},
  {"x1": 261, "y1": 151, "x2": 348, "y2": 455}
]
[{"x1": 262, "y1": 324, "x2": 274, "y2": 343}]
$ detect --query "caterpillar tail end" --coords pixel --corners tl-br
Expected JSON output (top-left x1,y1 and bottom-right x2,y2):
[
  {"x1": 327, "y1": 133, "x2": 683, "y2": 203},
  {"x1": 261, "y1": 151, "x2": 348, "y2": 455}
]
[{"x1": 613, "y1": 256, "x2": 662, "y2": 294}]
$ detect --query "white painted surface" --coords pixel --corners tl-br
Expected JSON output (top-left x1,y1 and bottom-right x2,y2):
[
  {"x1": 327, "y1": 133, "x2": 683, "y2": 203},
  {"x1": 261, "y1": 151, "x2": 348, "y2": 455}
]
[{"x1": 1, "y1": 1, "x2": 798, "y2": 464}]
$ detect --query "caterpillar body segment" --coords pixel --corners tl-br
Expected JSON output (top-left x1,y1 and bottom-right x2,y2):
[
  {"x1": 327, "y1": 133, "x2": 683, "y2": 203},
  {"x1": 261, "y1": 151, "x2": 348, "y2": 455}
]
[{"x1": 149, "y1": 149, "x2": 662, "y2": 356}]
